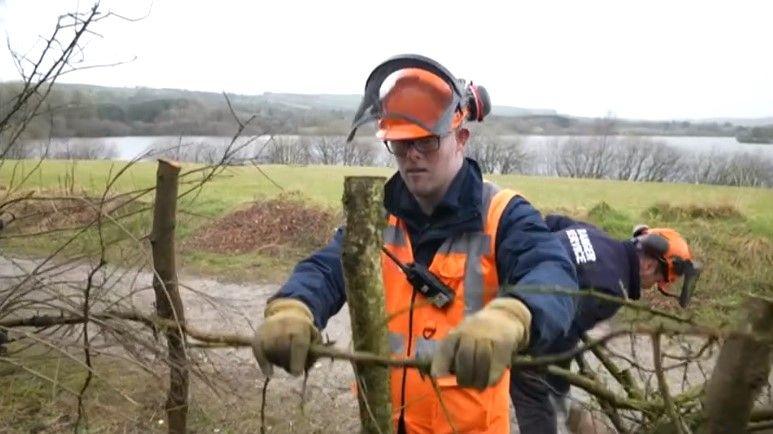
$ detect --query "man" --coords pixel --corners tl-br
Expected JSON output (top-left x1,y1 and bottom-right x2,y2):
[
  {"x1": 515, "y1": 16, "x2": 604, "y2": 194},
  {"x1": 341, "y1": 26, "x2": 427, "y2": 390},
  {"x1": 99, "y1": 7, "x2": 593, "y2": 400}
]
[
  {"x1": 252, "y1": 54, "x2": 578, "y2": 433},
  {"x1": 511, "y1": 215, "x2": 700, "y2": 434}
]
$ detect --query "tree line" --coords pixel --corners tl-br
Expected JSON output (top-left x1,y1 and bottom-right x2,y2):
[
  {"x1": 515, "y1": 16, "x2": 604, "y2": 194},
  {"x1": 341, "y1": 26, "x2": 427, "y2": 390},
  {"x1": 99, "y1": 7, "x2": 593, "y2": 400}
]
[
  {"x1": 2, "y1": 82, "x2": 765, "y2": 140},
  {"x1": 7, "y1": 134, "x2": 772, "y2": 187}
]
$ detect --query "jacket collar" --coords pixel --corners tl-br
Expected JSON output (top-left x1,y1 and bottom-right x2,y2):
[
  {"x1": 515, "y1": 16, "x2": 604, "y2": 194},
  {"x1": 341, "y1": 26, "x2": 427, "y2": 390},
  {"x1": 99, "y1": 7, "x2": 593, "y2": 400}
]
[
  {"x1": 623, "y1": 240, "x2": 642, "y2": 300},
  {"x1": 384, "y1": 158, "x2": 484, "y2": 231}
]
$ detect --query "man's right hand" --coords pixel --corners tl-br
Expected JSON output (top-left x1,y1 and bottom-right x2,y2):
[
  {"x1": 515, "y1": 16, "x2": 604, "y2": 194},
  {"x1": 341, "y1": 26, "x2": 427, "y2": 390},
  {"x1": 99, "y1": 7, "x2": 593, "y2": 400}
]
[{"x1": 252, "y1": 298, "x2": 321, "y2": 377}]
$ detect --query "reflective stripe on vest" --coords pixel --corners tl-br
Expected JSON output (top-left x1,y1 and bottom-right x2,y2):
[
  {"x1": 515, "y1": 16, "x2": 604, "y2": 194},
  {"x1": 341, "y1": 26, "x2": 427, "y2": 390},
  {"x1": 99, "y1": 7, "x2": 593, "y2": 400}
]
[
  {"x1": 381, "y1": 180, "x2": 521, "y2": 433},
  {"x1": 383, "y1": 224, "x2": 406, "y2": 246}
]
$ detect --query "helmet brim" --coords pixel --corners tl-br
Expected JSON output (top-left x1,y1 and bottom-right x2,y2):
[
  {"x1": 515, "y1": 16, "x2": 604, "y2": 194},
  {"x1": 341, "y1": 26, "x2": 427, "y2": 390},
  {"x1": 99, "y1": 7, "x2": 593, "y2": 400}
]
[{"x1": 376, "y1": 122, "x2": 433, "y2": 141}]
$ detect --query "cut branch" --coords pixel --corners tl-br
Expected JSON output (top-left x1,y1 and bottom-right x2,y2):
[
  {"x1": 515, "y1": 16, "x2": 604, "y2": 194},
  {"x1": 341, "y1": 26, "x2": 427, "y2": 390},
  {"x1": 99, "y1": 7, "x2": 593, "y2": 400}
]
[
  {"x1": 341, "y1": 176, "x2": 392, "y2": 434},
  {"x1": 150, "y1": 159, "x2": 188, "y2": 434}
]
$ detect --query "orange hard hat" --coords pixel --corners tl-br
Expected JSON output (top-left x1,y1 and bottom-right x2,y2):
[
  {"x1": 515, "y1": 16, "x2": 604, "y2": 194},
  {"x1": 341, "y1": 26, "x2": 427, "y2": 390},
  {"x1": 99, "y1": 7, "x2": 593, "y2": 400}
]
[
  {"x1": 347, "y1": 54, "x2": 490, "y2": 142},
  {"x1": 648, "y1": 228, "x2": 691, "y2": 286},
  {"x1": 376, "y1": 68, "x2": 466, "y2": 140},
  {"x1": 633, "y1": 225, "x2": 701, "y2": 307}
]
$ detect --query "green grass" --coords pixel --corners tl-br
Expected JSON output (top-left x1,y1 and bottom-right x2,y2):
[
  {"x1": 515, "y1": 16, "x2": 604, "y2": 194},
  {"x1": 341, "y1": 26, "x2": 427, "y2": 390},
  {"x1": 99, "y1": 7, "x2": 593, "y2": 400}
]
[
  {"x1": 0, "y1": 345, "x2": 290, "y2": 434},
  {"x1": 0, "y1": 347, "x2": 163, "y2": 433},
  {"x1": 0, "y1": 346, "x2": 325, "y2": 433},
  {"x1": 2, "y1": 160, "x2": 772, "y2": 308},
  {"x1": 3, "y1": 159, "x2": 771, "y2": 219}
]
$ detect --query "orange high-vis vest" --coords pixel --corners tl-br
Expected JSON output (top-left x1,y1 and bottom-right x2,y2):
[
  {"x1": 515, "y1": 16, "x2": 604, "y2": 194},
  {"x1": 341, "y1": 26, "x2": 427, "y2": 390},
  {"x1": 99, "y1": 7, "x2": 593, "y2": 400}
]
[{"x1": 381, "y1": 181, "x2": 519, "y2": 434}]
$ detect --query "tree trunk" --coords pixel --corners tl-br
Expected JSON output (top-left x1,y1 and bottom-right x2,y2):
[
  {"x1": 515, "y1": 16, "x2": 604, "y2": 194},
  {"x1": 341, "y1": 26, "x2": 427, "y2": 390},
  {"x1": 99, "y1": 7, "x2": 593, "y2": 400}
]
[
  {"x1": 702, "y1": 296, "x2": 773, "y2": 434},
  {"x1": 341, "y1": 176, "x2": 393, "y2": 434},
  {"x1": 150, "y1": 159, "x2": 188, "y2": 434}
]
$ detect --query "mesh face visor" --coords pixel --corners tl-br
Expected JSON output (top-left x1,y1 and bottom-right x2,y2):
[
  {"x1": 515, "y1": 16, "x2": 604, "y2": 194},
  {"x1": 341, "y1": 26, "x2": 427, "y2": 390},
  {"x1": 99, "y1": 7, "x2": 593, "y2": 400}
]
[
  {"x1": 347, "y1": 54, "x2": 466, "y2": 142},
  {"x1": 672, "y1": 259, "x2": 701, "y2": 308}
]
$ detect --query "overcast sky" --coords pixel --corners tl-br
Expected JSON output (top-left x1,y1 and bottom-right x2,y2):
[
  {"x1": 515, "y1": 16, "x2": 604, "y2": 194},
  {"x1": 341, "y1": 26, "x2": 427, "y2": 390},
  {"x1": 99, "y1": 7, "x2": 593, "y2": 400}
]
[{"x1": 1, "y1": 0, "x2": 771, "y2": 120}]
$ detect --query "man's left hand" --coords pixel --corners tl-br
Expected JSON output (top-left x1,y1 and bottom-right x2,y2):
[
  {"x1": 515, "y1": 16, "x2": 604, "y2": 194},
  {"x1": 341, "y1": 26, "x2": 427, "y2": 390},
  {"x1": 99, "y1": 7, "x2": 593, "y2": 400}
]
[{"x1": 431, "y1": 297, "x2": 532, "y2": 389}]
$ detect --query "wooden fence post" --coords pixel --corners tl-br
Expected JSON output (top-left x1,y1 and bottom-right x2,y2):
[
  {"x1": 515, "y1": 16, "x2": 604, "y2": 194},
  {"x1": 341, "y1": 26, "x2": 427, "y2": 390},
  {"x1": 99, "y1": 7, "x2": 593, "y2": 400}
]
[
  {"x1": 342, "y1": 176, "x2": 393, "y2": 434},
  {"x1": 150, "y1": 159, "x2": 189, "y2": 434},
  {"x1": 702, "y1": 295, "x2": 773, "y2": 433}
]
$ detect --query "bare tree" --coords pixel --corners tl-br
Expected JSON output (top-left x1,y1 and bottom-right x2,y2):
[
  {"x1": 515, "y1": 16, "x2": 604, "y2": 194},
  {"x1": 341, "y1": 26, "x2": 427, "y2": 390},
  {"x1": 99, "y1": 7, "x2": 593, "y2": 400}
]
[
  {"x1": 612, "y1": 137, "x2": 653, "y2": 181},
  {"x1": 680, "y1": 150, "x2": 773, "y2": 187},
  {"x1": 343, "y1": 140, "x2": 380, "y2": 167},
  {"x1": 610, "y1": 138, "x2": 683, "y2": 182},
  {"x1": 262, "y1": 135, "x2": 311, "y2": 165},
  {"x1": 682, "y1": 150, "x2": 722, "y2": 185},
  {"x1": 551, "y1": 136, "x2": 616, "y2": 179},
  {"x1": 46, "y1": 140, "x2": 119, "y2": 160},
  {"x1": 714, "y1": 152, "x2": 773, "y2": 187},
  {"x1": 640, "y1": 142, "x2": 683, "y2": 182},
  {"x1": 466, "y1": 132, "x2": 530, "y2": 174},
  {"x1": 546, "y1": 136, "x2": 687, "y2": 182},
  {"x1": 310, "y1": 135, "x2": 345, "y2": 165},
  {"x1": 0, "y1": 4, "x2": 133, "y2": 161}
]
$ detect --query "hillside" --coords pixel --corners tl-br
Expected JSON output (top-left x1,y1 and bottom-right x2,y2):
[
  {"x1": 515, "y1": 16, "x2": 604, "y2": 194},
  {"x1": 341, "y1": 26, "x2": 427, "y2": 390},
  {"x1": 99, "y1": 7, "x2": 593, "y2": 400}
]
[{"x1": 1, "y1": 82, "x2": 770, "y2": 138}]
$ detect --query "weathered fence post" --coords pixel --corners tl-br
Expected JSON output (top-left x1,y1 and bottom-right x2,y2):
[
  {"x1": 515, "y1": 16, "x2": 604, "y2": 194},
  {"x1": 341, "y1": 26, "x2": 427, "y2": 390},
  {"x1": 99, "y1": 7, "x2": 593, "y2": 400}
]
[
  {"x1": 341, "y1": 176, "x2": 393, "y2": 434},
  {"x1": 150, "y1": 159, "x2": 189, "y2": 434},
  {"x1": 702, "y1": 295, "x2": 773, "y2": 434}
]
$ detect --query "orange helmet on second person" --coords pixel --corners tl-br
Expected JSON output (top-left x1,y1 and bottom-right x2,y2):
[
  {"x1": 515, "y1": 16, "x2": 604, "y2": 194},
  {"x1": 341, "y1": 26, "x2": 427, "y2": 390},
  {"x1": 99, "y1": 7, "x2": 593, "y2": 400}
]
[
  {"x1": 633, "y1": 225, "x2": 701, "y2": 307},
  {"x1": 347, "y1": 54, "x2": 491, "y2": 142}
]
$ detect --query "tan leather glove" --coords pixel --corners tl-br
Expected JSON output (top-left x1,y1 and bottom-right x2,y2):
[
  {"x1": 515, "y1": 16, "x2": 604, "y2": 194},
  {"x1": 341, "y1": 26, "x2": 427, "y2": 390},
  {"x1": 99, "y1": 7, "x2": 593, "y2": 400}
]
[
  {"x1": 431, "y1": 297, "x2": 532, "y2": 389},
  {"x1": 252, "y1": 298, "x2": 321, "y2": 377}
]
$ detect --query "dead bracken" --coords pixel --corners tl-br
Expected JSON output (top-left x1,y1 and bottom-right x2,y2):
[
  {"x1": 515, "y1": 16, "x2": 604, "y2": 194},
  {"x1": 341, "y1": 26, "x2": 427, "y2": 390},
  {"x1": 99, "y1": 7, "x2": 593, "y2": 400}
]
[
  {"x1": 644, "y1": 202, "x2": 745, "y2": 221},
  {"x1": 187, "y1": 192, "x2": 340, "y2": 254}
]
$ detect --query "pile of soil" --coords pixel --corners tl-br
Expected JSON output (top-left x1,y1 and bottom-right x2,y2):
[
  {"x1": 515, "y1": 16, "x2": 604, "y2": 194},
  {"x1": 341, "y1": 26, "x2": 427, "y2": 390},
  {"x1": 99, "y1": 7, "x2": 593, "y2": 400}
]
[{"x1": 188, "y1": 192, "x2": 340, "y2": 254}]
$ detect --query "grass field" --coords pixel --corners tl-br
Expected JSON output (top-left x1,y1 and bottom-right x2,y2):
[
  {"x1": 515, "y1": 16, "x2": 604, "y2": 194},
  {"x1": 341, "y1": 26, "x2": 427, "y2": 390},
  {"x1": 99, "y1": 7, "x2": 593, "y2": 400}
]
[
  {"x1": 3, "y1": 160, "x2": 771, "y2": 226},
  {"x1": 2, "y1": 159, "x2": 771, "y2": 319}
]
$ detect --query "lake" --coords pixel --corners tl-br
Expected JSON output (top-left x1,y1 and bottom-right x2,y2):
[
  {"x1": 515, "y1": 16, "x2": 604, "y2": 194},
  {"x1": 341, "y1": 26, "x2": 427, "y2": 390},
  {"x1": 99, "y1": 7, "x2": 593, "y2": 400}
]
[{"x1": 21, "y1": 134, "x2": 773, "y2": 162}]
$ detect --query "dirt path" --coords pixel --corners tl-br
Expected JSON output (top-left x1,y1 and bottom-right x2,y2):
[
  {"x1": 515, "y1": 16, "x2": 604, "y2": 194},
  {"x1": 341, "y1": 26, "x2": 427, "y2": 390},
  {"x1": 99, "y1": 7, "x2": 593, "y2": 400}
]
[{"x1": 0, "y1": 255, "x2": 361, "y2": 432}]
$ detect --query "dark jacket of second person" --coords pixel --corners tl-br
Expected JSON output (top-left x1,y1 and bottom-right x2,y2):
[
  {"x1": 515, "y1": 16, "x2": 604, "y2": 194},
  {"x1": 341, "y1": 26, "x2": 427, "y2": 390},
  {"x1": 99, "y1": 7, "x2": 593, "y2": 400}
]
[{"x1": 543, "y1": 215, "x2": 641, "y2": 353}]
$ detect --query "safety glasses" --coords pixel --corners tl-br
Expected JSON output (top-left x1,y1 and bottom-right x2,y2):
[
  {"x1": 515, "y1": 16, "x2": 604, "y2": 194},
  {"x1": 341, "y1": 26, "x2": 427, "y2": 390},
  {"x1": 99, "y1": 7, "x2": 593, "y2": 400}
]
[{"x1": 384, "y1": 136, "x2": 442, "y2": 158}]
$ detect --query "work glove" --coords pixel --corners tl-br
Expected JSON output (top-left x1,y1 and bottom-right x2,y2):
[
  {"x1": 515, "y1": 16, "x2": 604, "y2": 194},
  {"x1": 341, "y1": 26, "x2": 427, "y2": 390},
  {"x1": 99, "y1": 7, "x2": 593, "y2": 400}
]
[
  {"x1": 252, "y1": 298, "x2": 321, "y2": 377},
  {"x1": 431, "y1": 297, "x2": 532, "y2": 389}
]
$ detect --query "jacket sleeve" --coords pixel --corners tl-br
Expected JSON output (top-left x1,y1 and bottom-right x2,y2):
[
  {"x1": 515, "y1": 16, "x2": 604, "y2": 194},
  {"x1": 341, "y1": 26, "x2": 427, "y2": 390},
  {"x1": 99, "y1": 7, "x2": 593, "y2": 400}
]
[
  {"x1": 495, "y1": 197, "x2": 579, "y2": 354},
  {"x1": 270, "y1": 227, "x2": 347, "y2": 330}
]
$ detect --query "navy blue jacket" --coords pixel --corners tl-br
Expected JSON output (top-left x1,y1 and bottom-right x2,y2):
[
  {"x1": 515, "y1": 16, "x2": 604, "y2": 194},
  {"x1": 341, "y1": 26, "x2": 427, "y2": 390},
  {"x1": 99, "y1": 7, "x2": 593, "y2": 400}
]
[
  {"x1": 543, "y1": 215, "x2": 641, "y2": 353},
  {"x1": 273, "y1": 159, "x2": 578, "y2": 353}
]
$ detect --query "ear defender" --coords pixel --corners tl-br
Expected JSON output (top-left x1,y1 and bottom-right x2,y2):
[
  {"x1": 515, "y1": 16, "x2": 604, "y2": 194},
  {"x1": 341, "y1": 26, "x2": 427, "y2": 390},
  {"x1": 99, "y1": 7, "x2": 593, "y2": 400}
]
[
  {"x1": 632, "y1": 224, "x2": 650, "y2": 238},
  {"x1": 465, "y1": 82, "x2": 491, "y2": 122}
]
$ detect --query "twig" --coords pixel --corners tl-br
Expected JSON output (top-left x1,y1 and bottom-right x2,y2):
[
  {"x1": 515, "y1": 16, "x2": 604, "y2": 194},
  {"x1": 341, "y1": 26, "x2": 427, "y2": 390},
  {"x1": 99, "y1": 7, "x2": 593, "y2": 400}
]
[
  {"x1": 510, "y1": 285, "x2": 697, "y2": 325},
  {"x1": 575, "y1": 353, "x2": 627, "y2": 431},
  {"x1": 653, "y1": 332, "x2": 684, "y2": 433},
  {"x1": 582, "y1": 332, "x2": 643, "y2": 400},
  {"x1": 260, "y1": 377, "x2": 270, "y2": 434},
  {"x1": 546, "y1": 364, "x2": 661, "y2": 413},
  {"x1": 747, "y1": 421, "x2": 773, "y2": 432},
  {"x1": 74, "y1": 258, "x2": 105, "y2": 432}
]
